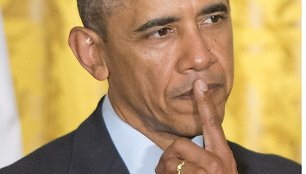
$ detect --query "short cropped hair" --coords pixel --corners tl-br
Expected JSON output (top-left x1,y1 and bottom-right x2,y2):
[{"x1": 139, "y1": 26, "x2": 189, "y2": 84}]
[{"x1": 77, "y1": 0, "x2": 117, "y2": 39}]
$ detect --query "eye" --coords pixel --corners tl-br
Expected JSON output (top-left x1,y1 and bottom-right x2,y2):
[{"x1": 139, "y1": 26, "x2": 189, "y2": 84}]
[
  {"x1": 202, "y1": 15, "x2": 225, "y2": 25},
  {"x1": 150, "y1": 27, "x2": 174, "y2": 39}
]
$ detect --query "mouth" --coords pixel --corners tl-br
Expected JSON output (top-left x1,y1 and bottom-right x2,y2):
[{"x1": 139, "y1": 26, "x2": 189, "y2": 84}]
[{"x1": 175, "y1": 83, "x2": 224, "y2": 100}]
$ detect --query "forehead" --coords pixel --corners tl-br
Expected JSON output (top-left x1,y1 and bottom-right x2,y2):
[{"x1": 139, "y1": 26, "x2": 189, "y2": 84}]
[
  {"x1": 115, "y1": 0, "x2": 229, "y2": 12},
  {"x1": 109, "y1": 0, "x2": 229, "y2": 27},
  {"x1": 118, "y1": 0, "x2": 228, "y2": 8},
  {"x1": 103, "y1": 0, "x2": 124, "y2": 16}
]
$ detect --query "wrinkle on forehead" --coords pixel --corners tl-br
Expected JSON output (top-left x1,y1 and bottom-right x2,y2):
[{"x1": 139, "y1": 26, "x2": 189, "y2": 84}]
[{"x1": 111, "y1": 0, "x2": 230, "y2": 15}]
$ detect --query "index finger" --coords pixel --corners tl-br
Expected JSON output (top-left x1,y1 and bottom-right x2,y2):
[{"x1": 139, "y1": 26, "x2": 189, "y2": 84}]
[{"x1": 193, "y1": 79, "x2": 231, "y2": 153}]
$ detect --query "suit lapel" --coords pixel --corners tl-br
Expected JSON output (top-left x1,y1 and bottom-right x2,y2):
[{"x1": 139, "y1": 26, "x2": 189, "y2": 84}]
[
  {"x1": 68, "y1": 98, "x2": 129, "y2": 174},
  {"x1": 67, "y1": 98, "x2": 250, "y2": 174},
  {"x1": 228, "y1": 141, "x2": 249, "y2": 174}
]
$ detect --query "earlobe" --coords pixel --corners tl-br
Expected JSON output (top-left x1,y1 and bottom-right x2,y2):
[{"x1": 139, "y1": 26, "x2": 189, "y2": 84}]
[{"x1": 68, "y1": 27, "x2": 109, "y2": 80}]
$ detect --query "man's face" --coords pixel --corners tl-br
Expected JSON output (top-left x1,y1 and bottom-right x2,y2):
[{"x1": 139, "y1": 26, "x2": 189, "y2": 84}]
[{"x1": 103, "y1": 0, "x2": 233, "y2": 137}]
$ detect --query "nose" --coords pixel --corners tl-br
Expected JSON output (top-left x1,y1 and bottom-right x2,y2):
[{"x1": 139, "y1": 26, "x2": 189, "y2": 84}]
[{"x1": 177, "y1": 30, "x2": 215, "y2": 73}]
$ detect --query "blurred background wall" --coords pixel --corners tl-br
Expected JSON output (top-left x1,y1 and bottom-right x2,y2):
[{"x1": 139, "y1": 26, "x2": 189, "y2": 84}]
[{"x1": 0, "y1": 0, "x2": 301, "y2": 164}]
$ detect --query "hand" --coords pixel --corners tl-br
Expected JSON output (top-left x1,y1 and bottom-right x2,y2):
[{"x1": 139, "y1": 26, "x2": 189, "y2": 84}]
[{"x1": 155, "y1": 79, "x2": 238, "y2": 174}]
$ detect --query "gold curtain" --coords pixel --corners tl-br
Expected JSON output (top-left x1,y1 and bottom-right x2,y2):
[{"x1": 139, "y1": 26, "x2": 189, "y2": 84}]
[{"x1": 1, "y1": 0, "x2": 300, "y2": 162}]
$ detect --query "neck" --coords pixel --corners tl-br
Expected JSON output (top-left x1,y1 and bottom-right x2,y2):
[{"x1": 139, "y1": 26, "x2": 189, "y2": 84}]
[
  {"x1": 116, "y1": 107, "x2": 179, "y2": 149},
  {"x1": 108, "y1": 97, "x2": 179, "y2": 150}
]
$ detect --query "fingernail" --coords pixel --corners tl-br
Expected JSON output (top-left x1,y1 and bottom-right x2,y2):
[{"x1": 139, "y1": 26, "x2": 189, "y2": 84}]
[{"x1": 197, "y1": 79, "x2": 208, "y2": 92}]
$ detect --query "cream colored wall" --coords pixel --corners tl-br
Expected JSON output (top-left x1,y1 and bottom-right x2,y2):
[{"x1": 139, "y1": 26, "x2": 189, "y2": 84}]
[{"x1": 1, "y1": 0, "x2": 300, "y2": 162}]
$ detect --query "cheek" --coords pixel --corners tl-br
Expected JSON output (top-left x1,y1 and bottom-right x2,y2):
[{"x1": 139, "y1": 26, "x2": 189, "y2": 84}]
[
  {"x1": 224, "y1": 39, "x2": 234, "y2": 91},
  {"x1": 143, "y1": 53, "x2": 176, "y2": 94},
  {"x1": 138, "y1": 49, "x2": 180, "y2": 113},
  {"x1": 105, "y1": 43, "x2": 150, "y2": 101},
  {"x1": 212, "y1": 31, "x2": 234, "y2": 91},
  {"x1": 121, "y1": 49, "x2": 174, "y2": 99}
]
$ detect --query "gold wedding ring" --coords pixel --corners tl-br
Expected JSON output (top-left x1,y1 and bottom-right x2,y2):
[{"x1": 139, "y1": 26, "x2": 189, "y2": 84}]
[{"x1": 176, "y1": 161, "x2": 185, "y2": 174}]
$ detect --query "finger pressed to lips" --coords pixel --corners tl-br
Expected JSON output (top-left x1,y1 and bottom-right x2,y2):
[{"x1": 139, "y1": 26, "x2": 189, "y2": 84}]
[{"x1": 193, "y1": 79, "x2": 231, "y2": 153}]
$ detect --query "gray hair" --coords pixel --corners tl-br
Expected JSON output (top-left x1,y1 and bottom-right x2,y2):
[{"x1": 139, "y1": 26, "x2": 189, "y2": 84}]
[{"x1": 77, "y1": 0, "x2": 121, "y2": 39}]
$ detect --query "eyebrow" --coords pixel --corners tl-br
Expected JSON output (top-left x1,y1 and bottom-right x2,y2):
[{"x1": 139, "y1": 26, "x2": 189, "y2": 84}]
[
  {"x1": 133, "y1": 2, "x2": 229, "y2": 33},
  {"x1": 197, "y1": 2, "x2": 229, "y2": 16},
  {"x1": 133, "y1": 17, "x2": 180, "y2": 33}
]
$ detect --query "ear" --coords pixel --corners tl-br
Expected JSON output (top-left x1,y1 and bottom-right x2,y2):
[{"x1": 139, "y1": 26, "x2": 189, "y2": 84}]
[{"x1": 68, "y1": 27, "x2": 109, "y2": 80}]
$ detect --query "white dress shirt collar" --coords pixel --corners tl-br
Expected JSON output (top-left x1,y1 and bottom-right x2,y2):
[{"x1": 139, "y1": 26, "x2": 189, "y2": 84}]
[{"x1": 102, "y1": 95, "x2": 203, "y2": 174}]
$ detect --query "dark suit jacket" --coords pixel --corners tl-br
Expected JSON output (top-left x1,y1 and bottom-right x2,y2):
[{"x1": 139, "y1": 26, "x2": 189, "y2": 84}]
[{"x1": 0, "y1": 99, "x2": 301, "y2": 174}]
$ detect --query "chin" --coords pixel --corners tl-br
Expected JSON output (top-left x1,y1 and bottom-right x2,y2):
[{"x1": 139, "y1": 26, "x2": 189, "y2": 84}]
[{"x1": 170, "y1": 117, "x2": 203, "y2": 138}]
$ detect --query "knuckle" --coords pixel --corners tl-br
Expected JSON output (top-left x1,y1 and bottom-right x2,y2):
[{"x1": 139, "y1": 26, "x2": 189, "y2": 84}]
[
  {"x1": 201, "y1": 113, "x2": 222, "y2": 128},
  {"x1": 210, "y1": 160, "x2": 219, "y2": 170},
  {"x1": 159, "y1": 153, "x2": 168, "y2": 162},
  {"x1": 172, "y1": 137, "x2": 189, "y2": 151},
  {"x1": 208, "y1": 158, "x2": 222, "y2": 172},
  {"x1": 155, "y1": 158, "x2": 176, "y2": 174},
  {"x1": 208, "y1": 116, "x2": 221, "y2": 127},
  {"x1": 164, "y1": 159, "x2": 174, "y2": 170}
]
